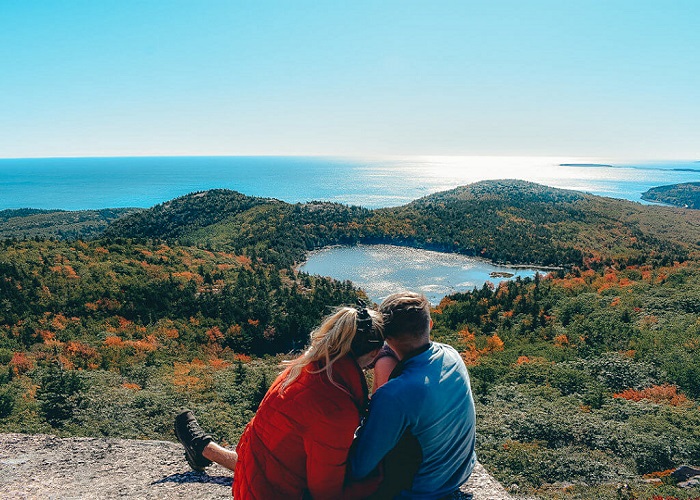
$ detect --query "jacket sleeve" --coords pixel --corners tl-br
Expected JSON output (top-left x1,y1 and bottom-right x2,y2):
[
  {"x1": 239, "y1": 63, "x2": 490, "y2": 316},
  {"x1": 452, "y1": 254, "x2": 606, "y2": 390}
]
[{"x1": 349, "y1": 389, "x2": 409, "y2": 479}]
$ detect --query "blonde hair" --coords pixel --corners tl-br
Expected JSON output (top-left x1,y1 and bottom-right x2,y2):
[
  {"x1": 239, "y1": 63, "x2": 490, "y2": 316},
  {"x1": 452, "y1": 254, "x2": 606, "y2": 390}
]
[{"x1": 281, "y1": 306, "x2": 382, "y2": 391}]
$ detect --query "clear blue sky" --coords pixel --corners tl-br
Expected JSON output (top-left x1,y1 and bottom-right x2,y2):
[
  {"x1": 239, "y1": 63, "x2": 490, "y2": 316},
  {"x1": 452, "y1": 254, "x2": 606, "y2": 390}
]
[{"x1": 1, "y1": 0, "x2": 698, "y2": 159}]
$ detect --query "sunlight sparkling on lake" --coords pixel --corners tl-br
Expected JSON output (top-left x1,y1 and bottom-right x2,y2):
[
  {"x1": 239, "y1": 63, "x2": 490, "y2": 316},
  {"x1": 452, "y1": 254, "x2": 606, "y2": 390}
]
[{"x1": 299, "y1": 244, "x2": 543, "y2": 304}]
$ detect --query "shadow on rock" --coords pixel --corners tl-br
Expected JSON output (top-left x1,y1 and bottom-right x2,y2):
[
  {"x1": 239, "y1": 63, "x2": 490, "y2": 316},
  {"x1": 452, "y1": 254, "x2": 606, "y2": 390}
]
[{"x1": 153, "y1": 471, "x2": 233, "y2": 487}]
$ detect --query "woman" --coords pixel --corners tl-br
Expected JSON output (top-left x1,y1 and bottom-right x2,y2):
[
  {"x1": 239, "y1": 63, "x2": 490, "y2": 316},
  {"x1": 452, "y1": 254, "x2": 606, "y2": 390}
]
[{"x1": 175, "y1": 303, "x2": 384, "y2": 499}]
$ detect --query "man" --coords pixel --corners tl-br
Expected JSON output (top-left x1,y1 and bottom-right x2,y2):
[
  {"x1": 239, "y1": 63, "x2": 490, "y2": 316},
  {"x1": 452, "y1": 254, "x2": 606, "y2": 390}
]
[{"x1": 350, "y1": 291, "x2": 476, "y2": 499}]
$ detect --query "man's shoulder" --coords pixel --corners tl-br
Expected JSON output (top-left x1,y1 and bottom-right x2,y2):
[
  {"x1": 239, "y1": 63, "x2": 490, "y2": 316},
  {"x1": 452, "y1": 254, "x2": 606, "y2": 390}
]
[{"x1": 430, "y1": 342, "x2": 464, "y2": 365}]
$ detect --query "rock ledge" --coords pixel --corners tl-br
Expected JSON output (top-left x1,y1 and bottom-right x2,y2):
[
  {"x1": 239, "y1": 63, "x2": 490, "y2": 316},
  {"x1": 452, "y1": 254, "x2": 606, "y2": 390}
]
[{"x1": 0, "y1": 432, "x2": 511, "y2": 499}]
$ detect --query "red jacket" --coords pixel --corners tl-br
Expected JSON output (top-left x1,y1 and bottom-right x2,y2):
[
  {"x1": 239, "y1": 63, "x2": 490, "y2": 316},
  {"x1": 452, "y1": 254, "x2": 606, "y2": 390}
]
[{"x1": 233, "y1": 355, "x2": 380, "y2": 499}]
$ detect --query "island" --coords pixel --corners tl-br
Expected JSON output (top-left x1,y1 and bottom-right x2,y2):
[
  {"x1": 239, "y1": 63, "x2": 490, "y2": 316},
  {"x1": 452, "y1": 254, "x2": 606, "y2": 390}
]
[
  {"x1": 489, "y1": 271, "x2": 514, "y2": 278},
  {"x1": 559, "y1": 163, "x2": 614, "y2": 167}
]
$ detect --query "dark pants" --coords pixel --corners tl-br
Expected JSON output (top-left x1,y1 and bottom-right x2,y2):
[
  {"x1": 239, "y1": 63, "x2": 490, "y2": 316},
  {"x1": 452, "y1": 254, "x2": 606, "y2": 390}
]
[{"x1": 367, "y1": 431, "x2": 422, "y2": 499}]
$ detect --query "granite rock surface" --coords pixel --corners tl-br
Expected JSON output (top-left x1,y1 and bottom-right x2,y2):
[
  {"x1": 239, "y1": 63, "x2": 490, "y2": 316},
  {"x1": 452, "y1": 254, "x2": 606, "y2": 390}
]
[{"x1": 0, "y1": 432, "x2": 512, "y2": 499}]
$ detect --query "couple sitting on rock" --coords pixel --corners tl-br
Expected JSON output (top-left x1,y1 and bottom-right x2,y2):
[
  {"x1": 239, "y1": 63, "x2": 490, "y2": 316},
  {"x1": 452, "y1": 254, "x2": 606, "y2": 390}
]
[{"x1": 175, "y1": 291, "x2": 476, "y2": 499}]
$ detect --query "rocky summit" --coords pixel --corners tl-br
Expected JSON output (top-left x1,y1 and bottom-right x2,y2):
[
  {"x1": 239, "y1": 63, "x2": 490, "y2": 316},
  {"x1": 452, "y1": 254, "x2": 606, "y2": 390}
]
[{"x1": 0, "y1": 433, "x2": 512, "y2": 499}]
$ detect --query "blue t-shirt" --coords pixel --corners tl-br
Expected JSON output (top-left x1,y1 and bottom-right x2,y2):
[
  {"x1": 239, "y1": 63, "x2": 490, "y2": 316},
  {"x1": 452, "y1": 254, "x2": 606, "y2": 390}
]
[{"x1": 350, "y1": 342, "x2": 477, "y2": 499}]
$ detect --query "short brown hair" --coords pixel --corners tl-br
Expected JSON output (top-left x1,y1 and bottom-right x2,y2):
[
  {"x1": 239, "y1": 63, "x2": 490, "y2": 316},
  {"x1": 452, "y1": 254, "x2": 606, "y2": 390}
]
[{"x1": 379, "y1": 291, "x2": 431, "y2": 339}]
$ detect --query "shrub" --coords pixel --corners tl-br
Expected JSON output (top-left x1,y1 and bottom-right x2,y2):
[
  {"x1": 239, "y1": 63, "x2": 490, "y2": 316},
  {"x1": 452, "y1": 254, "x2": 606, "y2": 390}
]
[
  {"x1": 36, "y1": 363, "x2": 84, "y2": 428},
  {"x1": 0, "y1": 387, "x2": 14, "y2": 419}
]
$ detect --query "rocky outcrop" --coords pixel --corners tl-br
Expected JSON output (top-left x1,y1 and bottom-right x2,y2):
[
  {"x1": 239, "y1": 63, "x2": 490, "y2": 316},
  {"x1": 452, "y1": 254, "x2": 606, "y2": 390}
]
[{"x1": 0, "y1": 433, "x2": 512, "y2": 499}]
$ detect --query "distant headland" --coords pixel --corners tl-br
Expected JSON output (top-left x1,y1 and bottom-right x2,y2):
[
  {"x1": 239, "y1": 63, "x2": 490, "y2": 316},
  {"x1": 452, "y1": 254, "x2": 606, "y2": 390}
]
[
  {"x1": 642, "y1": 182, "x2": 700, "y2": 209},
  {"x1": 559, "y1": 163, "x2": 614, "y2": 167}
]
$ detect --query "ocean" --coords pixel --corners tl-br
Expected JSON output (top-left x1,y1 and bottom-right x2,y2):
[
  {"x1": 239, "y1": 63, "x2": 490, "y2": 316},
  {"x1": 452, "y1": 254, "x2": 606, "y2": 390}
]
[{"x1": 1, "y1": 156, "x2": 698, "y2": 211}]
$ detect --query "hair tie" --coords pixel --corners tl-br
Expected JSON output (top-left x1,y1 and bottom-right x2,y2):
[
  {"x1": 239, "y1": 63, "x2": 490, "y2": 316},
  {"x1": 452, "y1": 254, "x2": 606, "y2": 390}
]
[{"x1": 355, "y1": 299, "x2": 374, "y2": 338}]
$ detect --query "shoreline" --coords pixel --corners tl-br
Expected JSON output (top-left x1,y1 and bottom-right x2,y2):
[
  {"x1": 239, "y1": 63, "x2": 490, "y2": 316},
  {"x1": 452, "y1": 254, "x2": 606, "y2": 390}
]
[{"x1": 297, "y1": 243, "x2": 563, "y2": 273}]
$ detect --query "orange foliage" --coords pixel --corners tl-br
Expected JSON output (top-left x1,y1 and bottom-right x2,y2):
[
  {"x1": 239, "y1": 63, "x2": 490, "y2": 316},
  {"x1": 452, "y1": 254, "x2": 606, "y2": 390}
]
[
  {"x1": 9, "y1": 352, "x2": 33, "y2": 376},
  {"x1": 51, "y1": 313, "x2": 69, "y2": 330},
  {"x1": 434, "y1": 297, "x2": 457, "y2": 314},
  {"x1": 458, "y1": 327, "x2": 475, "y2": 344},
  {"x1": 554, "y1": 334, "x2": 569, "y2": 347},
  {"x1": 485, "y1": 334, "x2": 504, "y2": 352},
  {"x1": 233, "y1": 353, "x2": 252, "y2": 363},
  {"x1": 50, "y1": 265, "x2": 80, "y2": 279},
  {"x1": 643, "y1": 469, "x2": 675, "y2": 479},
  {"x1": 206, "y1": 326, "x2": 224, "y2": 343},
  {"x1": 162, "y1": 327, "x2": 179, "y2": 339},
  {"x1": 172, "y1": 360, "x2": 207, "y2": 390},
  {"x1": 557, "y1": 276, "x2": 587, "y2": 290},
  {"x1": 172, "y1": 375, "x2": 204, "y2": 389},
  {"x1": 117, "y1": 316, "x2": 133, "y2": 330},
  {"x1": 236, "y1": 255, "x2": 253, "y2": 266},
  {"x1": 247, "y1": 319, "x2": 260, "y2": 327},
  {"x1": 173, "y1": 271, "x2": 204, "y2": 284},
  {"x1": 461, "y1": 347, "x2": 480, "y2": 366},
  {"x1": 610, "y1": 297, "x2": 621, "y2": 307},
  {"x1": 57, "y1": 355, "x2": 74, "y2": 370},
  {"x1": 209, "y1": 358, "x2": 231, "y2": 371},
  {"x1": 596, "y1": 282, "x2": 616, "y2": 293},
  {"x1": 122, "y1": 382, "x2": 141, "y2": 391},
  {"x1": 65, "y1": 341, "x2": 98, "y2": 360},
  {"x1": 459, "y1": 331, "x2": 503, "y2": 366},
  {"x1": 104, "y1": 336, "x2": 125, "y2": 347},
  {"x1": 38, "y1": 329, "x2": 55, "y2": 342},
  {"x1": 613, "y1": 384, "x2": 690, "y2": 406},
  {"x1": 516, "y1": 356, "x2": 531, "y2": 365},
  {"x1": 130, "y1": 336, "x2": 157, "y2": 352}
]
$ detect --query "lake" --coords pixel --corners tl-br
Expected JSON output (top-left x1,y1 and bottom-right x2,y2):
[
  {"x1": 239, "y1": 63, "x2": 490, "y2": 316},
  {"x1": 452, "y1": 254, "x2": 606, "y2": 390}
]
[{"x1": 298, "y1": 244, "x2": 543, "y2": 304}]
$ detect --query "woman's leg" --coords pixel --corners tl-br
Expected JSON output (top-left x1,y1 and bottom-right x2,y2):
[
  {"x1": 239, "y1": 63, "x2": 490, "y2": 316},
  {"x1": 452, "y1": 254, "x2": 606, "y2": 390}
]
[{"x1": 202, "y1": 442, "x2": 238, "y2": 471}]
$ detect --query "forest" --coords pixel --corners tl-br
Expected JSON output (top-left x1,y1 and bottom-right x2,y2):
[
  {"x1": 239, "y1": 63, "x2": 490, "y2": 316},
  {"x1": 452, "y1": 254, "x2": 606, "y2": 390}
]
[
  {"x1": 1, "y1": 180, "x2": 699, "y2": 499},
  {"x1": 642, "y1": 182, "x2": 700, "y2": 210}
]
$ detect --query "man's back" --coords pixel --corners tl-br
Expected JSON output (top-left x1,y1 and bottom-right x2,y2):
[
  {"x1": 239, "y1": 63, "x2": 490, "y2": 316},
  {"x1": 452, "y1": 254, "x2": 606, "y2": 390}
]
[{"x1": 351, "y1": 342, "x2": 476, "y2": 499}]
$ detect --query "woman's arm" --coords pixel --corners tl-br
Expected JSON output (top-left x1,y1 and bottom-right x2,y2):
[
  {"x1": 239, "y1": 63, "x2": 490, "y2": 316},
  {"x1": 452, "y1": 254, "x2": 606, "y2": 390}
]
[{"x1": 372, "y1": 355, "x2": 399, "y2": 393}]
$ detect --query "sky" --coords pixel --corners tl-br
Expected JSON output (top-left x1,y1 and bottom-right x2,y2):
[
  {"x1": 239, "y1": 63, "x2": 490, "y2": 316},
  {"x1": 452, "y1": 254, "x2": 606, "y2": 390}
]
[{"x1": 1, "y1": 1, "x2": 699, "y2": 159}]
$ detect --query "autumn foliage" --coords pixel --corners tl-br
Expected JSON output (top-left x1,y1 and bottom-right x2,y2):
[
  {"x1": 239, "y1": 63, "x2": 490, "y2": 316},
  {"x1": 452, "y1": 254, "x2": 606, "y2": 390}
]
[{"x1": 613, "y1": 384, "x2": 690, "y2": 407}]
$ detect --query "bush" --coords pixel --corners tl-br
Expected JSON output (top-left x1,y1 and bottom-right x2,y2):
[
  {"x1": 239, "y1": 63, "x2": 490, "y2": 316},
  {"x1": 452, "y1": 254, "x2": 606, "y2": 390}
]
[
  {"x1": 0, "y1": 387, "x2": 14, "y2": 419},
  {"x1": 36, "y1": 363, "x2": 84, "y2": 428}
]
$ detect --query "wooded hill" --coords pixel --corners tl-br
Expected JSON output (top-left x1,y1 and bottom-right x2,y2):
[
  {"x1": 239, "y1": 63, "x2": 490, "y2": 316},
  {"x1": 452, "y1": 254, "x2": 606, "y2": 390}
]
[
  {"x1": 0, "y1": 208, "x2": 139, "y2": 241},
  {"x1": 642, "y1": 182, "x2": 700, "y2": 210},
  {"x1": 104, "y1": 180, "x2": 700, "y2": 269},
  {"x1": 2, "y1": 180, "x2": 700, "y2": 499}
]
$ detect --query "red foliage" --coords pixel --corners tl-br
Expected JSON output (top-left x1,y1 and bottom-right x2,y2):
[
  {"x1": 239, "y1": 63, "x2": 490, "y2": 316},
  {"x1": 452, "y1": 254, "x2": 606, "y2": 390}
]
[
  {"x1": 613, "y1": 384, "x2": 690, "y2": 406},
  {"x1": 9, "y1": 352, "x2": 33, "y2": 376}
]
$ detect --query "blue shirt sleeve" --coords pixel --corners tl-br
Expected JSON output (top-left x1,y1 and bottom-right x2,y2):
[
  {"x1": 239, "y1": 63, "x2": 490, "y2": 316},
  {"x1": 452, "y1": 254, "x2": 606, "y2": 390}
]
[{"x1": 349, "y1": 388, "x2": 409, "y2": 479}]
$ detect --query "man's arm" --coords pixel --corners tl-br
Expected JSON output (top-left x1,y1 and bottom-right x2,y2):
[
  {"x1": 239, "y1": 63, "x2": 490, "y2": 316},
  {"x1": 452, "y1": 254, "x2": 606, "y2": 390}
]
[{"x1": 349, "y1": 389, "x2": 408, "y2": 479}]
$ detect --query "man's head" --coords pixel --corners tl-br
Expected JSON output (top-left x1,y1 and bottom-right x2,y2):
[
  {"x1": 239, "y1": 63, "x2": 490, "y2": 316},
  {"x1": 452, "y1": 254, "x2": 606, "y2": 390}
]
[{"x1": 379, "y1": 291, "x2": 431, "y2": 342}]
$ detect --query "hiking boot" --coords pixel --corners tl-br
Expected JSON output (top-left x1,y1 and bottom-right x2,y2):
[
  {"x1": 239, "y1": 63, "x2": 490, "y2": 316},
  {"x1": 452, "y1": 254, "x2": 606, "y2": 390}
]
[{"x1": 174, "y1": 409, "x2": 213, "y2": 471}]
